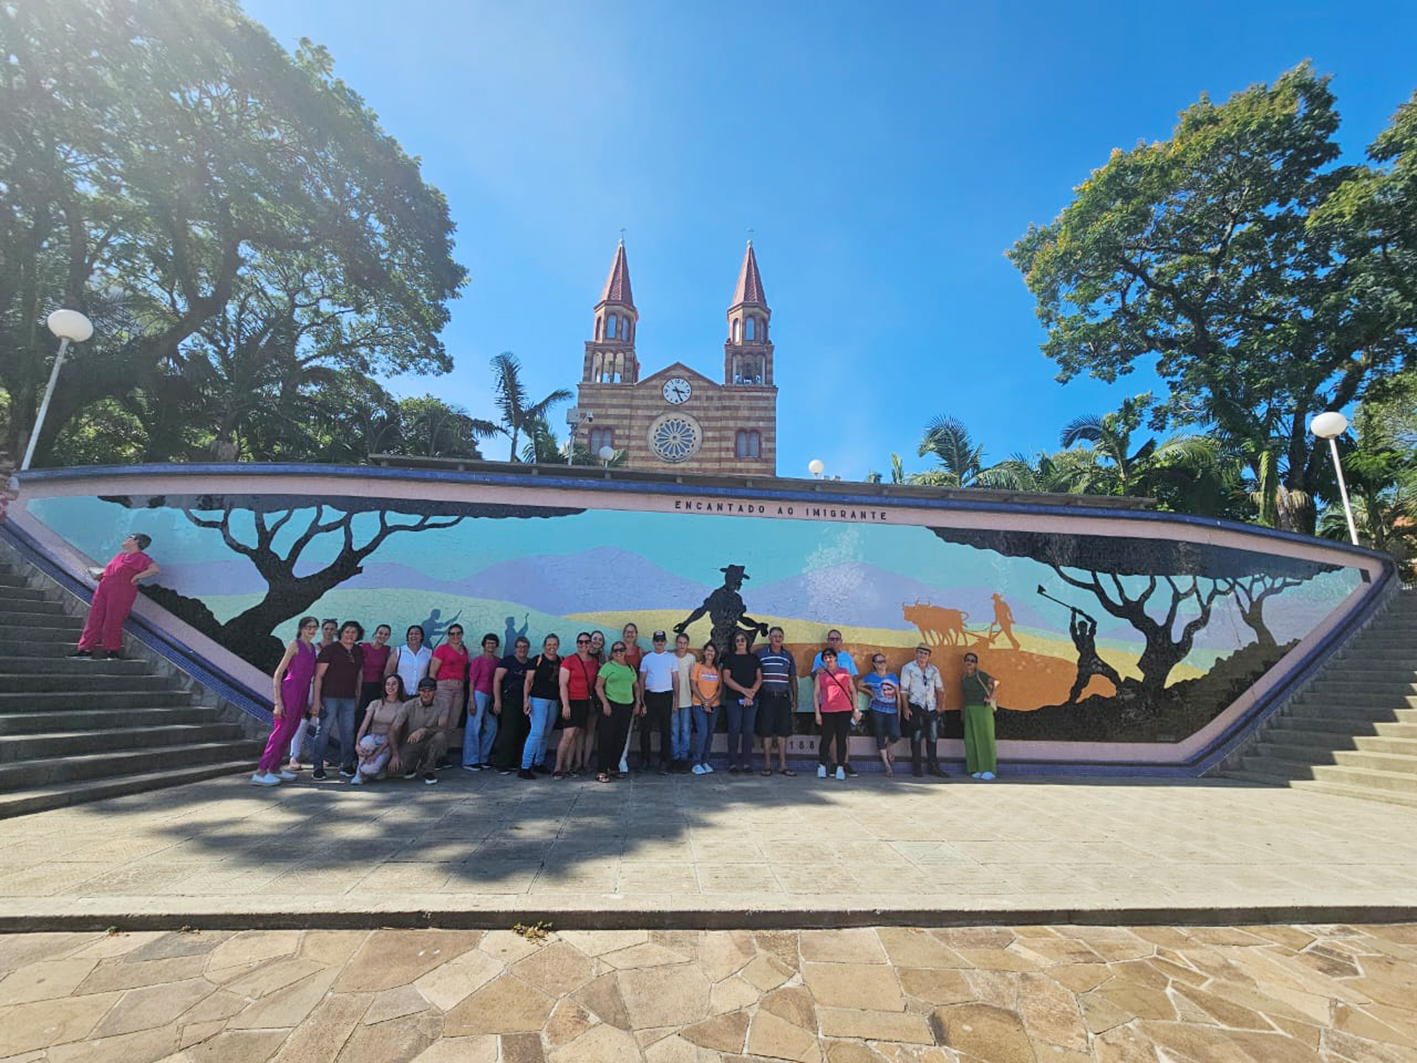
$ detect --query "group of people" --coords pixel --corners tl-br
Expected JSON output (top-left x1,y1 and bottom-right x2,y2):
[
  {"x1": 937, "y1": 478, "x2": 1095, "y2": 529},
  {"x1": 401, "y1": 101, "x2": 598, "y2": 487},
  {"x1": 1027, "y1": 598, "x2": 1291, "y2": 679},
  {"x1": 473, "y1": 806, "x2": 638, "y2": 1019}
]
[{"x1": 251, "y1": 618, "x2": 1003, "y2": 787}]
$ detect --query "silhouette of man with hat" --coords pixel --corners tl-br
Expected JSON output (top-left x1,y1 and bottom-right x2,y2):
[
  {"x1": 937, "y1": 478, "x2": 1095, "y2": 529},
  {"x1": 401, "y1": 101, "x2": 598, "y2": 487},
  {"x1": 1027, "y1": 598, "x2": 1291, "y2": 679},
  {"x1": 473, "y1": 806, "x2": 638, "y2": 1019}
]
[{"x1": 675, "y1": 564, "x2": 769, "y2": 653}]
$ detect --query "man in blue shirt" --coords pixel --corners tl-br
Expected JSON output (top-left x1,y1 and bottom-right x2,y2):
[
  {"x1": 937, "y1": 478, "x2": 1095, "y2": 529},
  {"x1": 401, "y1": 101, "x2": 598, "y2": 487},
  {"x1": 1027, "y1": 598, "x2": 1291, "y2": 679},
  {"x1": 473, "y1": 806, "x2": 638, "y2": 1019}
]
[{"x1": 756, "y1": 626, "x2": 798, "y2": 775}]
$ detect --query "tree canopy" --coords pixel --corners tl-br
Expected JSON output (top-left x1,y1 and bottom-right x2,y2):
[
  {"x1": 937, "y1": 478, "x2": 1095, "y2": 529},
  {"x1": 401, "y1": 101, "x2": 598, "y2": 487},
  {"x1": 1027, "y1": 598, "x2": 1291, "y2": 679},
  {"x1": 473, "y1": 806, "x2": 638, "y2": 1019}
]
[
  {"x1": 0, "y1": 0, "x2": 467, "y2": 465},
  {"x1": 1008, "y1": 63, "x2": 1417, "y2": 532}
]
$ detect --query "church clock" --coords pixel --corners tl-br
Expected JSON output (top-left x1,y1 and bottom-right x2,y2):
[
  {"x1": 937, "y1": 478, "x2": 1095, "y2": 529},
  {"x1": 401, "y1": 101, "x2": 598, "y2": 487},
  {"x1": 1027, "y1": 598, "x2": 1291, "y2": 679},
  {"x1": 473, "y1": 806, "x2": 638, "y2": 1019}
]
[{"x1": 662, "y1": 377, "x2": 692, "y2": 404}]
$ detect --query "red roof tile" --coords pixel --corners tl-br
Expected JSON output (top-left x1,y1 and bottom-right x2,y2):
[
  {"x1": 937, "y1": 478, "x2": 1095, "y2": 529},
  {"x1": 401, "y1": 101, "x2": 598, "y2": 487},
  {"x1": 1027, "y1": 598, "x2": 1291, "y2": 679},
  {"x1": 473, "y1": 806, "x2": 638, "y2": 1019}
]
[
  {"x1": 599, "y1": 240, "x2": 635, "y2": 308},
  {"x1": 731, "y1": 241, "x2": 767, "y2": 308}
]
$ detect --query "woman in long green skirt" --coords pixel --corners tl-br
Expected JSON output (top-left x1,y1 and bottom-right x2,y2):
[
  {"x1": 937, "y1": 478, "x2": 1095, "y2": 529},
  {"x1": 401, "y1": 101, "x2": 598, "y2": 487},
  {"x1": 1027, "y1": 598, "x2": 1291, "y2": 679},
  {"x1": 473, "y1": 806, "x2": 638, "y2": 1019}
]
[{"x1": 960, "y1": 652, "x2": 999, "y2": 780}]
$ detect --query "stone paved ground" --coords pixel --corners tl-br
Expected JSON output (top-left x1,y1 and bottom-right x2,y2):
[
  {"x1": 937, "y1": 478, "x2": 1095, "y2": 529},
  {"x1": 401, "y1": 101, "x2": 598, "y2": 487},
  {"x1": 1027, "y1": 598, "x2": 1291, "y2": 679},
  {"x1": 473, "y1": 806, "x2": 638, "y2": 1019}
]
[
  {"x1": 0, "y1": 922, "x2": 1414, "y2": 1062},
  {"x1": 0, "y1": 773, "x2": 1414, "y2": 925}
]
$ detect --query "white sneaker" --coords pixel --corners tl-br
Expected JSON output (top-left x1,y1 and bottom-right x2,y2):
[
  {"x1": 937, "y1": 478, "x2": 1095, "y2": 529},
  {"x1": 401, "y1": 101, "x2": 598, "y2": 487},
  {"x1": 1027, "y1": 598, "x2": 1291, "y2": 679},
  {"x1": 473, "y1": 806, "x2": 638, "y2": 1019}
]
[
  {"x1": 817, "y1": 765, "x2": 828, "y2": 778},
  {"x1": 619, "y1": 758, "x2": 630, "y2": 774},
  {"x1": 702, "y1": 763, "x2": 714, "y2": 774},
  {"x1": 349, "y1": 773, "x2": 364, "y2": 785},
  {"x1": 277, "y1": 770, "x2": 296, "y2": 781},
  {"x1": 980, "y1": 771, "x2": 996, "y2": 780},
  {"x1": 251, "y1": 772, "x2": 280, "y2": 786},
  {"x1": 971, "y1": 772, "x2": 982, "y2": 779},
  {"x1": 835, "y1": 766, "x2": 846, "y2": 781},
  {"x1": 691, "y1": 764, "x2": 706, "y2": 775}
]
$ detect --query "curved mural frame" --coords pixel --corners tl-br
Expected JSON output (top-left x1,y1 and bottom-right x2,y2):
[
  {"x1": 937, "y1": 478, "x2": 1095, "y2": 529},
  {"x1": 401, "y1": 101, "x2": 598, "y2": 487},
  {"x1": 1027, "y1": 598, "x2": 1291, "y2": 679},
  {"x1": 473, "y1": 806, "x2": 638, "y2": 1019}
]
[{"x1": 8, "y1": 462, "x2": 1396, "y2": 777}]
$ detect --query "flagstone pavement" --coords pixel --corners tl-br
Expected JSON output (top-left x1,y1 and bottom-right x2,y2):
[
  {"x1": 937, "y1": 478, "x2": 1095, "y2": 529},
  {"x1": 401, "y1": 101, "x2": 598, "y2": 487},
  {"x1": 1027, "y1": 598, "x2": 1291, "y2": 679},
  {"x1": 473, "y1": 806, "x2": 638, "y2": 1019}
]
[
  {"x1": 1, "y1": 921, "x2": 1415, "y2": 1061},
  {"x1": 0, "y1": 771, "x2": 1415, "y2": 926}
]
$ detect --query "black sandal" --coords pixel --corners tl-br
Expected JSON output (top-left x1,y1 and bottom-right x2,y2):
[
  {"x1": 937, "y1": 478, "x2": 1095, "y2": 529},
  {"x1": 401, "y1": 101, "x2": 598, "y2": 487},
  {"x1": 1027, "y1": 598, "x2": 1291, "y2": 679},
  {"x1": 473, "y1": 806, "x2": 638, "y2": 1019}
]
[
  {"x1": 596, "y1": 772, "x2": 612, "y2": 783},
  {"x1": 781, "y1": 768, "x2": 797, "y2": 776}
]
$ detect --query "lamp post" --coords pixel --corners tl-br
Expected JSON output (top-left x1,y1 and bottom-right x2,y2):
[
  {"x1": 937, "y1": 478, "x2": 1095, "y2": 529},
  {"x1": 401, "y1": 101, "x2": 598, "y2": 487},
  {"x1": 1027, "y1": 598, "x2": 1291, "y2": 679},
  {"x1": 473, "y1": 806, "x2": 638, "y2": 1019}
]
[
  {"x1": 1310, "y1": 411, "x2": 1359, "y2": 546},
  {"x1": 808, "y1": 459, "x2": 824, "y2": 479},
  {"x1": 598, "y1": 445, "x2": 615, "y2": 469},
  {"x1": 21, "y1": 309, "x2": 94, "y2": 472}
]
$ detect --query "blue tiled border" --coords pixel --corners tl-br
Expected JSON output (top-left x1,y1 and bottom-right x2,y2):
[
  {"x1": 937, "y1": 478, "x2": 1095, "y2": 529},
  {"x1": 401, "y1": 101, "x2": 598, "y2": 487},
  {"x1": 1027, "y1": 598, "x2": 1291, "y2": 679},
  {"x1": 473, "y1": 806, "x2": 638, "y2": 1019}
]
[{"x1": 11, "y1": 463, "x2": 1398, "y2": 775}]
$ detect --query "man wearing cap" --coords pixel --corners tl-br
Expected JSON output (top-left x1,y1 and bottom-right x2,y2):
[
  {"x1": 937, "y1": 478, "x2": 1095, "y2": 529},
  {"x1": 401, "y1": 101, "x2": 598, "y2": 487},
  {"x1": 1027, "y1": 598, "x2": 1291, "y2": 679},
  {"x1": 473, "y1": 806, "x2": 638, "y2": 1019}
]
[
  {"x1": 397, "y1": 677, "x2": 451, "y2": 784},
  {"x1": 900, "y1": 643, "x2": 947, "y2": 777},
  {"x1": 638, "y1": 631, "x2": 677, "y2": 773}
]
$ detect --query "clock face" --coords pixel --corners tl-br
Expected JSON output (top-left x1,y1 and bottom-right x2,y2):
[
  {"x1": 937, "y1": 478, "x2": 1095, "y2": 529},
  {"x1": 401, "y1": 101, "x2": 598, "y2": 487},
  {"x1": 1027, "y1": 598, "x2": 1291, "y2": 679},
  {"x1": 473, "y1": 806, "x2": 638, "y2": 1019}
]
[
  {"x1": 648, "y1": 414, "x2": 702, "y2": 463},
  {"x1": 662, "y1": 377, "x2": 692, "y2": 405}
]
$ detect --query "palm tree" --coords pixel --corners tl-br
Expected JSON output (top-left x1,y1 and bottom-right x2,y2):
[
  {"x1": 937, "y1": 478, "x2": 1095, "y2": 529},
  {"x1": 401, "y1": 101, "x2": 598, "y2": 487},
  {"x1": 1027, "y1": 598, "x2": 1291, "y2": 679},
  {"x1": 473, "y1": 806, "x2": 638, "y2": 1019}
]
[
  {"x1": 1057, "y1": 393, "x2": 1158, "y2": 495},
  {"x1": 489, "y1": 352, "x2": 572, "y2": 461},
  {"x1": 918, "y1": 416, "x2": 984, "y2": 487}
]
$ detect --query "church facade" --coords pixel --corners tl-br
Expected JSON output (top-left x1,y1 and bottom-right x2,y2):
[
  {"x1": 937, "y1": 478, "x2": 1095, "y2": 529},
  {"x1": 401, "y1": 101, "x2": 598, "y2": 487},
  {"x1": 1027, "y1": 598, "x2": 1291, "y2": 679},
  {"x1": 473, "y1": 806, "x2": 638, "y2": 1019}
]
[{"x1": 575, "y1": 240, "x2": 778, "y2": 475}]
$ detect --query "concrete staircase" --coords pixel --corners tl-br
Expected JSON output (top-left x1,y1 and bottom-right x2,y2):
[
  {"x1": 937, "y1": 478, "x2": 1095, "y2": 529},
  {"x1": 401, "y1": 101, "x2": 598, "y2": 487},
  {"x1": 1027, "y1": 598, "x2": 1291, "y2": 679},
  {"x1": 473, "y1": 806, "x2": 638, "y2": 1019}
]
[
  {"x1": 0, "y1": 557, "x2": 265, "y2": 817},
  {"x1": 1226, "y1": 589, "x2": 1417, "y2": 807}
]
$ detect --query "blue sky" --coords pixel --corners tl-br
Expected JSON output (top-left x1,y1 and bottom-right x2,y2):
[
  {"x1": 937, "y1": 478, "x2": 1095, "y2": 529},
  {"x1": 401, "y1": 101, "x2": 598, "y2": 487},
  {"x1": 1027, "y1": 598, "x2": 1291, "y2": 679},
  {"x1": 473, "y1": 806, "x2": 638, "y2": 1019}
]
[{"x1": 244, "y1": 0, "x2": 1417, "y2": 480}]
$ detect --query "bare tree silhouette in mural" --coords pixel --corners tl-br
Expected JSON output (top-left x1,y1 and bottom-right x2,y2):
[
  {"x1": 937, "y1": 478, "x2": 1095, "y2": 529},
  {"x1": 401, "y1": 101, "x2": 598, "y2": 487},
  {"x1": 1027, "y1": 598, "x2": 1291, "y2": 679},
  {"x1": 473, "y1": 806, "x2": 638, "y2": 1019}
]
[
  {"x1": 1221, "y1": 574, "x2": 1307, "y2": 650},
  {"x1": 929, "y1": 526, "x2": 1336, "y2": 739},
  {"x1": 1038, "y1": 587, "x2": 1125, "y2": 702},
  {"x1": 104, "y1": 493, "x2": 577, "y2": 671},
  {"x1": 673, "y1": 564, "x2": 769, "y2": 652}
]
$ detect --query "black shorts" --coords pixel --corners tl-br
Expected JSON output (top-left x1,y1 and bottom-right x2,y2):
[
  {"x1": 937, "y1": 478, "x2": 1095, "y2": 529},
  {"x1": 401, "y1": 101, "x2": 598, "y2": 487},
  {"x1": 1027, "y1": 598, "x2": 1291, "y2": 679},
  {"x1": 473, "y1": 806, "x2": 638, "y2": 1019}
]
[
  {"x1": 564, "y1": 698, "x2": 591, "y2": 729},
  {"x1": 756, "y1": 690, "x2": 794, "y2": 737}
]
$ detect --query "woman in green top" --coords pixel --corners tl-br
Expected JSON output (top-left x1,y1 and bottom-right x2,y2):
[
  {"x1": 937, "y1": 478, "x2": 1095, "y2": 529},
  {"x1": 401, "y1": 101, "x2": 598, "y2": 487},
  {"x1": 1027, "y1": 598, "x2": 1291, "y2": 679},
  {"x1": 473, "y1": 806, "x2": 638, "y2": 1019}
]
[
  {"x1": 961, "y1": 652, "x2": 1000, "y2": 780},
  {"x1": 595, "y1": 642, "x2": 639, "y2": 783}
]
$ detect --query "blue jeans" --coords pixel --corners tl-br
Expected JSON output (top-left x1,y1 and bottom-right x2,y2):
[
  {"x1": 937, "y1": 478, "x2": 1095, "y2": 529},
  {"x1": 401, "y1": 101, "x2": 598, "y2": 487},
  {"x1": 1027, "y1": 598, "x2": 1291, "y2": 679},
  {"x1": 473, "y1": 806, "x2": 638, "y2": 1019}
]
[
  {"x1": 670, "y1": 705, "x2": 692, "y2": 761},
  {"x1": 463, "y1": 690, "x2": 494, "y2": 766},
  {"x1": 725, "y1": 698, "x2": 758, "y2": 768},
  {"x1": 692, "y1": 705, "x2": 718, "y2": 766},
  {"x1": 311, "y1": 696, "x2": 357, "y2": 771},
  {"x1": 522, "y1": 697, "x2": 558, "y2": 769}
]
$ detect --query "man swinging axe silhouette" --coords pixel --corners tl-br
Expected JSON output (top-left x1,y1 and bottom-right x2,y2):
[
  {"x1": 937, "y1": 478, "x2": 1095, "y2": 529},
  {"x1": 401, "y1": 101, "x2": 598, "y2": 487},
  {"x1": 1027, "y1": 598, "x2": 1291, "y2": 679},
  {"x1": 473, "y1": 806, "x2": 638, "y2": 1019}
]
[{"x1": 1038, "y1": 585, "x2": 1125, "y2": 703}]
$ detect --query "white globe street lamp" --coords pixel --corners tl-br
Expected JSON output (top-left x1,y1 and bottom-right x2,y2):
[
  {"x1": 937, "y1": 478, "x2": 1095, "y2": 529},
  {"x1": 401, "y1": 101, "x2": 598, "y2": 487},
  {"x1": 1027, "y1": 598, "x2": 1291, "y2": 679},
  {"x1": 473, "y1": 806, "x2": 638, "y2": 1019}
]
[
  {"x1": 808, "y1": 459, "x2": 824, "y2": 479},
  {"x1": 598, "y1": 445, "x2": 615, "y2": 468},
  {"x1": 20, "y1": 309, "x2": 95, "y2": 472},
  {"x1": 1309, "y1": 411, "x2": 1359, "y2": 546}
]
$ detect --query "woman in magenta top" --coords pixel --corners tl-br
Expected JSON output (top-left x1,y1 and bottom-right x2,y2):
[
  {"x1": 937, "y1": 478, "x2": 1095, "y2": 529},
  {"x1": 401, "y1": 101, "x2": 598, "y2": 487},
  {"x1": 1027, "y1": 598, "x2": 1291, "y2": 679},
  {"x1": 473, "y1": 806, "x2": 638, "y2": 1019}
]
[
  {"x1": 462, "y1": 632, "x2": 501, "y2": 770},
  {"x1": 815, "y1": 647, "x2": 862, "y2": 781},
  {"x1": 72, "y1": 532, "x2": 160, "y2": 660},
  {"x1": 358, "y1": 624, "x2": 392, "y2": 710},
  {"x1": 429, "y1": 624, "x2": 469, "y2": 752},
  {"x1": 253, "y1": 615, "x2": 319, "y2": 785}
]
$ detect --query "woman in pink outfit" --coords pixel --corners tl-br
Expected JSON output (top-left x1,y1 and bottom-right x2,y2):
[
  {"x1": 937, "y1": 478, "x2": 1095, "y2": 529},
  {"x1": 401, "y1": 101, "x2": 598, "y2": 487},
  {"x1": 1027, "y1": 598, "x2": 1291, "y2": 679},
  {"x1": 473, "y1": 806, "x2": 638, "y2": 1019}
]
[
  {"x1": 71, "y1": 533, "x2": 160, "y2": 660},
  {"x1": 253, "y1": 616, "x2": 319, "y2": 785}
]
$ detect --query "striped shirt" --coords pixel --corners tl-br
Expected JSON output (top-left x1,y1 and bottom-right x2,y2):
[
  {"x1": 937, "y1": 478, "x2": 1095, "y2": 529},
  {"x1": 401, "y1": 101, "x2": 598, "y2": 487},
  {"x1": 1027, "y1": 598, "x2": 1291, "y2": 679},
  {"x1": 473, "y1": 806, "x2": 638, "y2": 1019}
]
[{"x1": 756, "y1": 647, "x2": 797, "y2": 692}]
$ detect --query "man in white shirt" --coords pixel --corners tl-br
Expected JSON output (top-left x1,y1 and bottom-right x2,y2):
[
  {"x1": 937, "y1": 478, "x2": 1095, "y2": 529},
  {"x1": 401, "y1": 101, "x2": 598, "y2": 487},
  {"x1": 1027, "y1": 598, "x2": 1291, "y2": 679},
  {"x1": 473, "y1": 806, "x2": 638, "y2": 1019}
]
[
  {"x1": 670, "y1": 633, "x2": 696, "y2": 772},
  {"x1": 900, "y1": 643, "x2": 947, "y2": 777},
  {"x1": 638, "y1": 631, "x2": 678, "y2": 774}
]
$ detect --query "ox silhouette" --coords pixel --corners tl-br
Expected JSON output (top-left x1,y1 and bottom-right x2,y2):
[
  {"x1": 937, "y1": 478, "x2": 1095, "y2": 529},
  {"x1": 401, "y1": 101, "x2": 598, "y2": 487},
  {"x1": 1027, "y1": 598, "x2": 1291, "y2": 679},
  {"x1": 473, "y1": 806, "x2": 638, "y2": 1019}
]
[{"x1": 902, "y1": 600, "x2": 969, "y2": 646}]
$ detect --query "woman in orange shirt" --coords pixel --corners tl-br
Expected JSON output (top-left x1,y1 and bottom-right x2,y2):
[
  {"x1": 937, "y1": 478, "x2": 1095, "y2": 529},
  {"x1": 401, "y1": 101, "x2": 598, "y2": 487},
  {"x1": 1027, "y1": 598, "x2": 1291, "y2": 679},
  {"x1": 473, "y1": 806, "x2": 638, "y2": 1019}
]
[{"x1": 689, "y1": 642, "x2": 722, "y2": 775}]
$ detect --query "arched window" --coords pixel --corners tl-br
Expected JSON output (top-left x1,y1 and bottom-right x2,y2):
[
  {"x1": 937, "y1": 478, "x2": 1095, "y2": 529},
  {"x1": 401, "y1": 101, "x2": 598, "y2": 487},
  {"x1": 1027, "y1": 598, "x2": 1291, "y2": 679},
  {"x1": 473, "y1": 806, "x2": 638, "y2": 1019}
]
[
  {"x1": 735, "y1": 429, "x2": 761, "y2": 459},
  {"x1": 589, "y1": 427, "x2": 615, "y2": 453},
  {"x1": 745, "y1": 317, "x2": 755, "y2": 341},
  {"x1": 624, "y1": 319, "x2": 632, "y2": 343}
]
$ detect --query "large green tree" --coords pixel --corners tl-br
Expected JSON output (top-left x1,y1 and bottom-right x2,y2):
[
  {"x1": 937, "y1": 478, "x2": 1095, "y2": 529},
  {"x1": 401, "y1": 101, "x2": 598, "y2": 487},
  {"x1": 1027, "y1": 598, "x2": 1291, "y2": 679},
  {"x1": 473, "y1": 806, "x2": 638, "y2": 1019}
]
[
  {"x1": 1009, "y1": 64, "x2": 1416, "y2": 533},
  {"x1": 0, "y1": 0, "x2": 466, "y2": 465}
]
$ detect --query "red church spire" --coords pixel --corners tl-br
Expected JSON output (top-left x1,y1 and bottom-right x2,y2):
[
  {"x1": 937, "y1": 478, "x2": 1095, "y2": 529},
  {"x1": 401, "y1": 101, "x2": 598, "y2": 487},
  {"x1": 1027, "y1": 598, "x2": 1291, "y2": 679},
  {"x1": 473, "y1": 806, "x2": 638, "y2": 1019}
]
[{"x1": 599, "y1": 238, "x2": 635, "y2": 309}]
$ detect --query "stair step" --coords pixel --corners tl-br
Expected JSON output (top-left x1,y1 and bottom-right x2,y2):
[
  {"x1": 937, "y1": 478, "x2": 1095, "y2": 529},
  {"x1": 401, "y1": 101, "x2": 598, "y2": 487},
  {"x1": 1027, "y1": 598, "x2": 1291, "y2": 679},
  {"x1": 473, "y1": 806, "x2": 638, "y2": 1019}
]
[
  {"x1": 1261, "y1": 729, "x2": 1417, "y2": 756},
  {"x1": 0, "y1": 674, "x2": 182, "y2": 694},
  {"x1": 0, "y1": 723, "x2": 247, "y2": 761},
  {"x1": 1302, "y1": 680, "x2": 1417, "y2": 695},
  {"x1": 0, "y1": 760, "x2": 258, "y2": 818},
  {"x1": 1283, "y1": 703, "x2": 1416, "y2": 723},
  {"x1": 0, "y1": 623, "x2": 87, "y2": 642},
  {"x1": 5, "y1": 657, "x2": 153, "y2": 675},
  {"x1": 1239, "y1": 757, "x2": 1417, "y2": 794},
  {"x1": 0, "y1": 691, "x2": 195, "y2": 710},
  {"x1": 0, "y1": 707, "x2": 228, "y2": 734},
  {"x1": 0, "y1": 601, "x2": 70, "y2": 618},
  {"x1": 0, "y1": 585, "x2": 50, "y2": 602},
  {"x1": 1252, "y1": 742, "x2": 1417, "y2": 774},
  {"x1": 0, "y1": 740, "x2": 266, "y2": 788},
  {"x1": 1222, "y1": 770, "x2": 1417, "y2": 809}
]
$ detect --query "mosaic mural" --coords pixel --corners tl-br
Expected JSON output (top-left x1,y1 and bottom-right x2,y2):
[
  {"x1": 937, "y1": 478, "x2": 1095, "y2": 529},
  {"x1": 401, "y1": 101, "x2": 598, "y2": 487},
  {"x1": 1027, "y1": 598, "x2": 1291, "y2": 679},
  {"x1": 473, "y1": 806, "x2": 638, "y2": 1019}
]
[{"x1": 22, "y1": 486, "x2": 1370, "y2": 745}]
